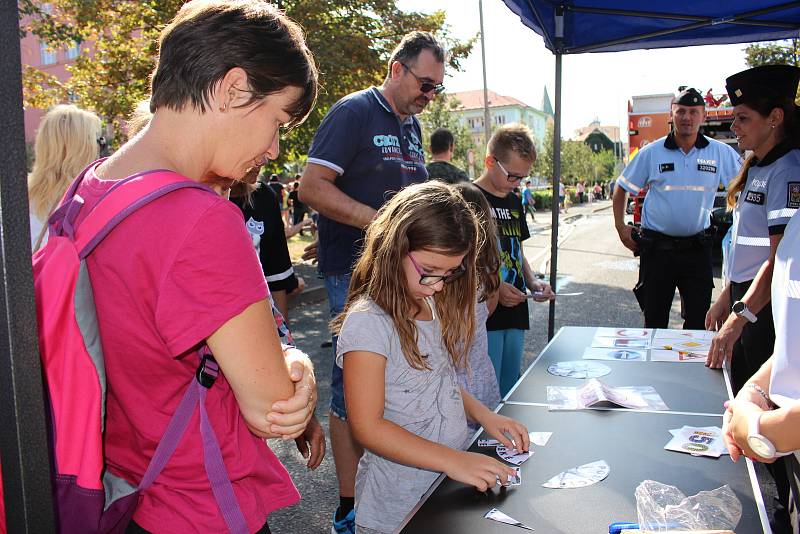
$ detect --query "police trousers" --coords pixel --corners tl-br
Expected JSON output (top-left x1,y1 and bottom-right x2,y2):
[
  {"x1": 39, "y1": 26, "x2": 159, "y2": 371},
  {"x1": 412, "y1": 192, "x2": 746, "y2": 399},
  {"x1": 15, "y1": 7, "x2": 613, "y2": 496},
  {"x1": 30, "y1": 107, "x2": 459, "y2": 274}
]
[
  {"x1": 633, "y1": 230, "x2": 713, "y2": 330},
  {"x1": 729, "y1": 279, "x2": 775, "y2": 394}
]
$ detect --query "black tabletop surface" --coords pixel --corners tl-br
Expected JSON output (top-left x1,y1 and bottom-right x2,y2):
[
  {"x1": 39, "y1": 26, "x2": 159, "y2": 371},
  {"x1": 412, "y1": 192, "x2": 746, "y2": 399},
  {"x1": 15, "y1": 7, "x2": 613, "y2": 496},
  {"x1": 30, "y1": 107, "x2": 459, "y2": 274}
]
[
  {"x1": 505, "y1": 327, "x2": 731, "y2": 415},
  {"x1": 399, "y1": 404, "x2": 766, "y2": 534}
]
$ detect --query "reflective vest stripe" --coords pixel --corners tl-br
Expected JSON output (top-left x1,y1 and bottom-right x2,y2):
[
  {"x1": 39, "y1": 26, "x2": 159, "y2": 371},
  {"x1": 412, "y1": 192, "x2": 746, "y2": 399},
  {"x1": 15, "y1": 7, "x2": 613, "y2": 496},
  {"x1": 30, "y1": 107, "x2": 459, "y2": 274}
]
[
  {"x1": 616, "y1": 175, "x2": 640, "y2": 194},
  {"x1": 736, "y1": 236, "x2": 771, "y2": 246},
  {"x1": 768, "y1": 208, "x2": 798, "y2": 220}
]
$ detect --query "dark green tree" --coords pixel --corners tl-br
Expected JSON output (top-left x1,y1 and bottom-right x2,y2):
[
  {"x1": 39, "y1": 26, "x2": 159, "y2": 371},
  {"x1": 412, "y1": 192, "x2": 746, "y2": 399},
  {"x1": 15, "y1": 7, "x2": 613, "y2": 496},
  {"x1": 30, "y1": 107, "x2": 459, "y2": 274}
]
[
  {"x1": 744, "y1": 39, "x2": 800, "y2": 102},
  {"x1": 19, "y1": 0, "x2": 474, "y2": 170}
]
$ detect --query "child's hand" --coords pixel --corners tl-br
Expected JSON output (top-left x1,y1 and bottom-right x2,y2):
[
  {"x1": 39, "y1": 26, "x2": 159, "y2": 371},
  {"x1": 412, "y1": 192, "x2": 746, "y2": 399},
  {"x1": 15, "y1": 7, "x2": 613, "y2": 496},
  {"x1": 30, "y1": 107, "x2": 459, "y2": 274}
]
[
  {"x1": 443, "y1": 450, "x2": 518, "y2": 491},
  {"x1": 481, "y1": 413, "x2": 530, "y2": 452}
]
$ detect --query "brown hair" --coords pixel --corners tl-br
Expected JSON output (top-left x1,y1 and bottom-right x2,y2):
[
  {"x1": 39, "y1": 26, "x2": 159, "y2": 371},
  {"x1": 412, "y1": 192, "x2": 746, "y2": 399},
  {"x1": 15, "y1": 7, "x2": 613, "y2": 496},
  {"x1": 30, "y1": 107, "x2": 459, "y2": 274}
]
[
  {"x1": 332, "y1": 181, "x2": 480, "y2": 370},
  {"x1": 386, "y1": 31, "x2": 445, "y2": 79},
  {"x1": 727, "y1": 96, "x2": 800, "y2": 209},
  {"x1": 150, "y1": 0, "x2": 317, "y2": 127},
  {"x1": 488, "y1": 123, "x2": 537, "y2": 163},
  {"x1": 453, "y1": 182, "x2": 500, "y2": 301}
]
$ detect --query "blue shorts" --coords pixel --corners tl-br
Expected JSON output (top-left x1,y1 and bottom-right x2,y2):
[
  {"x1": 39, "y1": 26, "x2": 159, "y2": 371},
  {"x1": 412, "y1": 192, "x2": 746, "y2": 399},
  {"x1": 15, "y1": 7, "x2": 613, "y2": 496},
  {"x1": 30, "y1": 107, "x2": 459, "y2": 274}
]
[{"x1": 325, "y1": 272, "x2": 351, "y2": 420}]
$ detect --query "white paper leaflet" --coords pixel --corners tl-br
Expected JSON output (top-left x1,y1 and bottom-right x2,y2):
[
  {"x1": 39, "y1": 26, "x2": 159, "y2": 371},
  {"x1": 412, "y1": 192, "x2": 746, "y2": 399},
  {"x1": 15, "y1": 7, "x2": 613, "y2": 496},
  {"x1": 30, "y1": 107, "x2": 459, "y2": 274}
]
[
  {"x1": 664, "y1": 426, "x2": 729, "y2": 458},
  {"x1": 650, "y1": 349, "x2": 708, "y2": 362},
  {"x1": 542, "y1": 460, "x2": 610, "y2": 489},
  {"x1": 594, "y1": 327, "x2": 652, "y2": 339},
  {"x1": 478, "y1": 432, "x2": 552, "y2": 448},
  {"x1": 591, "y1": 336, "x2": 650, "y2": 349},
  {"x1": 652, "y1": 328, "x2": 715, "y2": 342},
  {"x1": 583, "y1": 347, "x2": 647, "y2": 361},
  {"x1": 548, "y1": 361, "x2": 611, "y2": 379},
  {"x1": 546, "y1": 378, "x2": 668, "y2": 411},
  {"x1": 496, "y1": 445, "x2": 532, "y2": 466},
  {"x1": 483, "y1": 508, "x2": 534, "y2": 530}
]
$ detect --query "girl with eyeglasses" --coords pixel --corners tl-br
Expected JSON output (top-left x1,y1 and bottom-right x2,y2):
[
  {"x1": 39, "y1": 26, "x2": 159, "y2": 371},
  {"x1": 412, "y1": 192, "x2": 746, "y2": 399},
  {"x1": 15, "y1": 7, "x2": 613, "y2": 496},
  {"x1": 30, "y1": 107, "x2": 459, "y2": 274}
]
[{"x1": 332, "y1": 181, "x2": 529, "y2": 534}]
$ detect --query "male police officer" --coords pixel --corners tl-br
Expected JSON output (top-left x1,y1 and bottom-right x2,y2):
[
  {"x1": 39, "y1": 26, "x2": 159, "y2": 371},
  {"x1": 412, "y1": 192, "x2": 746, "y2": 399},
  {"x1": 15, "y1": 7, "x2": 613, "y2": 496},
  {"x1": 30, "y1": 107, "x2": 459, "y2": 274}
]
[
  {"x1": 613, "y1": 88, "x2": 742, "y2": 329},
  {"x1": 299, "y1": 31, "x2": 444, "y2": 534}
]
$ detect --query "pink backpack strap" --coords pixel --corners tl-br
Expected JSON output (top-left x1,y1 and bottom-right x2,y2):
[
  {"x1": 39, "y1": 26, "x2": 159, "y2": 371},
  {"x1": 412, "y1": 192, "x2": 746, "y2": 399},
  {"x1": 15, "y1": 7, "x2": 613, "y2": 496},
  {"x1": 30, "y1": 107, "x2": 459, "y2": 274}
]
[{"x1": 73, "y1": 170, "x2": 215, "y2": 258}]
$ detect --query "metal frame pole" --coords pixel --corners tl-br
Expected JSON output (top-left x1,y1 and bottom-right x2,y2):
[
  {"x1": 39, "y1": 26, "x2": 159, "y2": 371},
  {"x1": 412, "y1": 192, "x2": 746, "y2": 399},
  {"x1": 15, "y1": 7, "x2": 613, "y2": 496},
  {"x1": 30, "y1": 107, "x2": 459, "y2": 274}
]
[
  {"x1": 479, "y1": 0, "x2": 492, "y2": 146},
  {"x1": 0, "y1": 1, "x2": 56, "y2": 530},
  {"x1": 547, "y1": 51, "x2": 562, "y2": 340}
]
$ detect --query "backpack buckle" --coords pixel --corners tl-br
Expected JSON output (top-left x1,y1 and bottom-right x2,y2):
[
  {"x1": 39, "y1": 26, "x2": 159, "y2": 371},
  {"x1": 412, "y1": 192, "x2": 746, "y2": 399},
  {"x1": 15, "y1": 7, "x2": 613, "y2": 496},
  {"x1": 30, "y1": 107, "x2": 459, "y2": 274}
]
[{"x1": 196, "y1": 352, "x2": 219, "y2": 389}]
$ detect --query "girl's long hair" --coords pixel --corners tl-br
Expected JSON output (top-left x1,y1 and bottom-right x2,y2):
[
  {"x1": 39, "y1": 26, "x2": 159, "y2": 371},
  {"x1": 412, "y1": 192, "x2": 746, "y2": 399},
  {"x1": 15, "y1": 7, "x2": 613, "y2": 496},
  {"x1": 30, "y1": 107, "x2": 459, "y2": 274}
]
[
  {"x1": 453, "y1": 182, "x2": 500, "y2": 302},
  {"x1": 727, "y1": 96, "x2": 800, "y2": 210},
  {"x1": 28, "y1": 104, "x2": 102, "y2": 220},
  {"x1": 332, "y1": 181, "x2": 480, "y2": 371}
]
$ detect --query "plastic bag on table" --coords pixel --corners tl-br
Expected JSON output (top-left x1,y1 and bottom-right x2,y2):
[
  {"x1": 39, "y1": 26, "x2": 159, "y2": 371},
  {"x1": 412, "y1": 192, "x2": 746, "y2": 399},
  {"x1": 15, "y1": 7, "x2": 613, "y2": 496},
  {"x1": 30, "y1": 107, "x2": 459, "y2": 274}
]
[{"x1": 634, "y1": 480, "x2": 741, "y2": 532}]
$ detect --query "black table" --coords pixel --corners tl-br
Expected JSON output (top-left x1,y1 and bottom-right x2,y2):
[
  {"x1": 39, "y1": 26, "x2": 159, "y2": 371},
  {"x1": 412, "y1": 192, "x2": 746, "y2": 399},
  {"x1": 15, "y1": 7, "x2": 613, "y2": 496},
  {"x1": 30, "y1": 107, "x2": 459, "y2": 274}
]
[
  {"x1": 506, "y1": 327, "x2": 731, "y2": 416},
  {"x1": 398, "y1": 327, "x2": 770, "y2": 534}
]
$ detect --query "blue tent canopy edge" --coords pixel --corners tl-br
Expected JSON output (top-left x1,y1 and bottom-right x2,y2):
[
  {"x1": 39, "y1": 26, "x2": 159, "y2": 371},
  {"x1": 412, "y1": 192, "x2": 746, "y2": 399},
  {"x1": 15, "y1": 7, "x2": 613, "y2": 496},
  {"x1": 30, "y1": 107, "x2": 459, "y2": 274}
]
[{"x1": 502, "y1": 0, "x2": 800, "y2": 54}]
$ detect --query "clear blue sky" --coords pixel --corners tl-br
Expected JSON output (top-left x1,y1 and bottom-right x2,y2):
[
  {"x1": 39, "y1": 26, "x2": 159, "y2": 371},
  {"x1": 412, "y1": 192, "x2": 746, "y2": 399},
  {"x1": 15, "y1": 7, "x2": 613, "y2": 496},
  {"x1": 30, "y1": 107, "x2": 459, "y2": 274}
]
[{"x1": 397, "y1": 0, "x2": 751, "y2": 142}]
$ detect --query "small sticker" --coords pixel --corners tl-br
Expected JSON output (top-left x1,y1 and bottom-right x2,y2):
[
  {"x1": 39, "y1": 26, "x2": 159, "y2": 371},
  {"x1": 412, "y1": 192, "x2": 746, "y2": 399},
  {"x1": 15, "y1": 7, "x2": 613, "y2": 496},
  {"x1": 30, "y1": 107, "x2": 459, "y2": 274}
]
[
  {"x1": 745, "y1": 191, "x2": 765, "y2": 205},
  {"x1": 697, "y1": 164, "x2": 717, "y2": 173},
  {"x1": 659, "y1": 163, "x2": 675, "y2": 173},
  {"x1": 788, "y1": 183, "x2": 800, "y2": 209}
]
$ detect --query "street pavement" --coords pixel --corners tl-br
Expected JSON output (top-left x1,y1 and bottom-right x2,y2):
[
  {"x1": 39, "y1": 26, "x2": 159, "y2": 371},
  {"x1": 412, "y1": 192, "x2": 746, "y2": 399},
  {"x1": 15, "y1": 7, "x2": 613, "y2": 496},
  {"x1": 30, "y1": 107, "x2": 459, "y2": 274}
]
[{"x1": 267, "y1": 199, "x2": 776, "y2": 533}]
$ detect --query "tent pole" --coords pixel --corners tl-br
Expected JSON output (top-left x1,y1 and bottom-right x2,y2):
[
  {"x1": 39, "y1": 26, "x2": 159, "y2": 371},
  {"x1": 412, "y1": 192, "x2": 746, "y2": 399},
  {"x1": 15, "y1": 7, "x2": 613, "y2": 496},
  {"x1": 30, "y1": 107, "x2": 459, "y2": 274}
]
[
  {"x1": 0, "y1": 2, "x2": 56, "y2": 531},
  {"x1": 547, "y1": 51, "x2": 562, "y2": 340}
]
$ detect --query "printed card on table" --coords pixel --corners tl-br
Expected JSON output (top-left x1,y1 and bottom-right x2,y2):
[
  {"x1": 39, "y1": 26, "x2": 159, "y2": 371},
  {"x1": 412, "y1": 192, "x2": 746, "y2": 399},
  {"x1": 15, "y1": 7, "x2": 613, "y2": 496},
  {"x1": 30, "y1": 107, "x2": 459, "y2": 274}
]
[
  {"x1": 594, "y1": 327, "x2": 652, "y2": 339},
  {"x1": 583, "y1": 347, "x2": 647, "y2": 362},
  {"x1": 652, "y1": 328, "x2": 715, "y2": 342},
  {"x1": 650, "y1": 349, "x2": 707, "y2": 363}
]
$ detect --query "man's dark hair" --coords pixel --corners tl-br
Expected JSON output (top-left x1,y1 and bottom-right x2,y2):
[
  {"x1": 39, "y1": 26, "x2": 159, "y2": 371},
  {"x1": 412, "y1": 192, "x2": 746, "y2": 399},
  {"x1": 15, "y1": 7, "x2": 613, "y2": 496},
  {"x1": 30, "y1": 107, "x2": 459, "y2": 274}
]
[
  {"x1": 430, "y1": 128, "x2": 455, "y2": 155},
  {"x1": 270, "y1": 173, "x2": 279, "y2": 182},
  {"x1": 387, "y1": 31, "x2": 445, "y2": 78},
  {"x1": 150, "y1": 0, "x2": 318, "y2": 127}
]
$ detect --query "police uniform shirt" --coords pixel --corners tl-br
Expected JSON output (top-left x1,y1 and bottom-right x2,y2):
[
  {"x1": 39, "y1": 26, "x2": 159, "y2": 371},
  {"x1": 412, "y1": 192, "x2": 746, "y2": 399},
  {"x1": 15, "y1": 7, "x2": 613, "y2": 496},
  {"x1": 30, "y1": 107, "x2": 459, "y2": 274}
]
[
  {"x1": 617, "y1": 133, "x2": 742, "y2": 236},
  {"x1": 307, "y1": 87, "x2": 428, "y2": 276},
  {"x1": 728, "y1": 142, "x2": 800, "y2": 283},
  {"x1": 769, "y1": 211, "x2": 800, "y2": 409}
]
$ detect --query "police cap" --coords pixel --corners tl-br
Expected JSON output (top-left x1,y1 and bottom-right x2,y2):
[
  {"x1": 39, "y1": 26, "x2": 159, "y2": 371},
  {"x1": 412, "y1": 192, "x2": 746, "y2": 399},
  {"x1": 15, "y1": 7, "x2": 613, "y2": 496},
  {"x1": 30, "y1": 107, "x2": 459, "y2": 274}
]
[
  {"x1": 674, "y1": 87, "x2": 704, "y2": 107},
  {"x1": 726, "y1": 64, "x2": 800, "y2": 106}
]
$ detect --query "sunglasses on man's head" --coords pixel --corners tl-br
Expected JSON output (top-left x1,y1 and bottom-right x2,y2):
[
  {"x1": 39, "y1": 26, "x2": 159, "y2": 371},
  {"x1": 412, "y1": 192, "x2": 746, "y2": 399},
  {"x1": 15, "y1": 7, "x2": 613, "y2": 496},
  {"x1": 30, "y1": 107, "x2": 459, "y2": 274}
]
[
  {"x1": 408, "y1": 253, "x2": 465, "y2": 286},
  {"x1": 399, "y1": 62, "x2": 446, "y2": 95}
]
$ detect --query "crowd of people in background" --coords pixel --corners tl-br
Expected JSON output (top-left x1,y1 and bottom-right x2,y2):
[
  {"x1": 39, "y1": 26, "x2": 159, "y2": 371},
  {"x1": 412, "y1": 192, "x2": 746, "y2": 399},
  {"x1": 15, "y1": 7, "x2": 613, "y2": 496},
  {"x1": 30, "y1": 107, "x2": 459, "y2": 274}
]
[{"x1": 19, "y1": 1, "x2": 800, "y2": 532}]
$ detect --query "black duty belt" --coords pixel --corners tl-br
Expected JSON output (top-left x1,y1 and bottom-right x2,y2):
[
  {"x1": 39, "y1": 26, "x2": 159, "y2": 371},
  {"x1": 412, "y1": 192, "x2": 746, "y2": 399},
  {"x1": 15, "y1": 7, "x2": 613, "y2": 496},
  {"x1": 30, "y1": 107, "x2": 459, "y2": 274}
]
[{"x1": 636, "y1": 228, "x2": 712, "y2": 251}]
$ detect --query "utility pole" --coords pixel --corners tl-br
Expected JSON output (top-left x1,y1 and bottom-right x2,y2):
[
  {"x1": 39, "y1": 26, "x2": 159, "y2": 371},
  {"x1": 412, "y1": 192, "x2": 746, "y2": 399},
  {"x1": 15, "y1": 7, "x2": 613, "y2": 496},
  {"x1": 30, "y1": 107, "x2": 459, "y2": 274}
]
[{"x1": 479, "y1": 0, "x2": 492, "y2": 147}]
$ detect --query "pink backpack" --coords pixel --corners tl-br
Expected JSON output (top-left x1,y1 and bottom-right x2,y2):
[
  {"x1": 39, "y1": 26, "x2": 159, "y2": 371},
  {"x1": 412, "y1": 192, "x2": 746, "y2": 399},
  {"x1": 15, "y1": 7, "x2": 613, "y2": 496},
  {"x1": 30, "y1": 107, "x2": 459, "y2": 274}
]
[{"x1": 31, "y1": 163, "x2": 249, "y2": 533}]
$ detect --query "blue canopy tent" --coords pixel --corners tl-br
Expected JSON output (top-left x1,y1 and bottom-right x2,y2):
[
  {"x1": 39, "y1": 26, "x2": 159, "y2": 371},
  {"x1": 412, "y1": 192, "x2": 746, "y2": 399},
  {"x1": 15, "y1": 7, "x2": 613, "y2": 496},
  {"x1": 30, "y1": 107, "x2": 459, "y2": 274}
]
[{"x1": 500, "y1": 0, "x2": 800, "y2": 338}]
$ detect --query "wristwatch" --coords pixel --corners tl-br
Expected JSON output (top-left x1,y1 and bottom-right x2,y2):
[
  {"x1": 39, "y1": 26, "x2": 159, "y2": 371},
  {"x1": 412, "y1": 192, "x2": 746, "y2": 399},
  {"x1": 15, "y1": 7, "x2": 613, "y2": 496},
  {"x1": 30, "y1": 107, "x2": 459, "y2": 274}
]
[
  {"x1": 732, "y1": 301, "x2": 757, "y2": 323},
  {"x1": 747, "y1": 412, "x2": 777, "y2": 459}
]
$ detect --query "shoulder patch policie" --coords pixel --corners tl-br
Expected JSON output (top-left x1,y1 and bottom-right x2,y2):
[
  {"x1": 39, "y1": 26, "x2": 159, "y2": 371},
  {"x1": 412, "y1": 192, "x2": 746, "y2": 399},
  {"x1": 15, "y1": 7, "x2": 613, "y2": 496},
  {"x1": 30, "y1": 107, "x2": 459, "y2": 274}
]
[
  {"x1": 788, "y1": 182, "x2": 800, "y2": 209},
  {"x1": 745, "y1": 191, "x2": 765, "y2": 205},
  {"x1": 659, "y1": 163, "x2": 675, "y2": 173}
]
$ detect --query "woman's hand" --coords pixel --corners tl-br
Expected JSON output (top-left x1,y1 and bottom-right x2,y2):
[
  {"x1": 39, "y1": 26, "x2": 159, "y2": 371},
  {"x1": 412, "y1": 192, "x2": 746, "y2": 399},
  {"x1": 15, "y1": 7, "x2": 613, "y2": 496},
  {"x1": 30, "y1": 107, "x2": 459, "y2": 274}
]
[
  {"x1": 442, "y1": 450, "x2": 518, "y2": 491},
  {"x1": 479, "y1": 413, "x2": 530, "y2": 453},
  {"x1": 266, "y1": 347, "x2": 317, "y2": 440},
  {"x1": 294, "y1": 415, "x2": 326, "y2": 469},
  {"x1": 705, "y1": 294, "x2": 730, "y2": 331},
  {"x1": 706, "y1": 315, "x2": 744, "y2": 369},
  {"x1": 724, "y1": 399, "x2": 776, "y2": 464}
]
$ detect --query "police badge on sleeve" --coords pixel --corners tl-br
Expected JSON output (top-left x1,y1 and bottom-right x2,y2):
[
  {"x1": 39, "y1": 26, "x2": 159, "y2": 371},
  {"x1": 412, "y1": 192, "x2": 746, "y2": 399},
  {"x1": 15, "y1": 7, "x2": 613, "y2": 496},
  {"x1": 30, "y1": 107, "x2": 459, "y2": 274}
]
[{"x1": 788, "y1": 183, "x2": 800, "y2": 209}]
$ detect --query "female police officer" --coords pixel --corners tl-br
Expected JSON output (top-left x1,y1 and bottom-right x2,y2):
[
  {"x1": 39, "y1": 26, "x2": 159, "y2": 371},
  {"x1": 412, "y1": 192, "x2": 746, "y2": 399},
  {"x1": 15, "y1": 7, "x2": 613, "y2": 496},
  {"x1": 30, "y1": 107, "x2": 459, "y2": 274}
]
[
  {"x1": 706, "y1": 64, "x2": 800, "y2": 389},
  {"x1": 708, "y1": 64, "x2": 800, "y2": 533},
  {"x1": 723, "y1": 210, "x2": 800, "y2": 533}
]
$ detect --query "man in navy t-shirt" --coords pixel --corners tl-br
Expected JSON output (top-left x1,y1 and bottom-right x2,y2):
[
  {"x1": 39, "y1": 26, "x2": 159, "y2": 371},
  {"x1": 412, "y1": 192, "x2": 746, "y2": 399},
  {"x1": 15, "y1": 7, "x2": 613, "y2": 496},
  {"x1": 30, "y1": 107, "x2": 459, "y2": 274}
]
[{"x1": 298, "y1": 31, "x2": 445, "y2": 534}]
